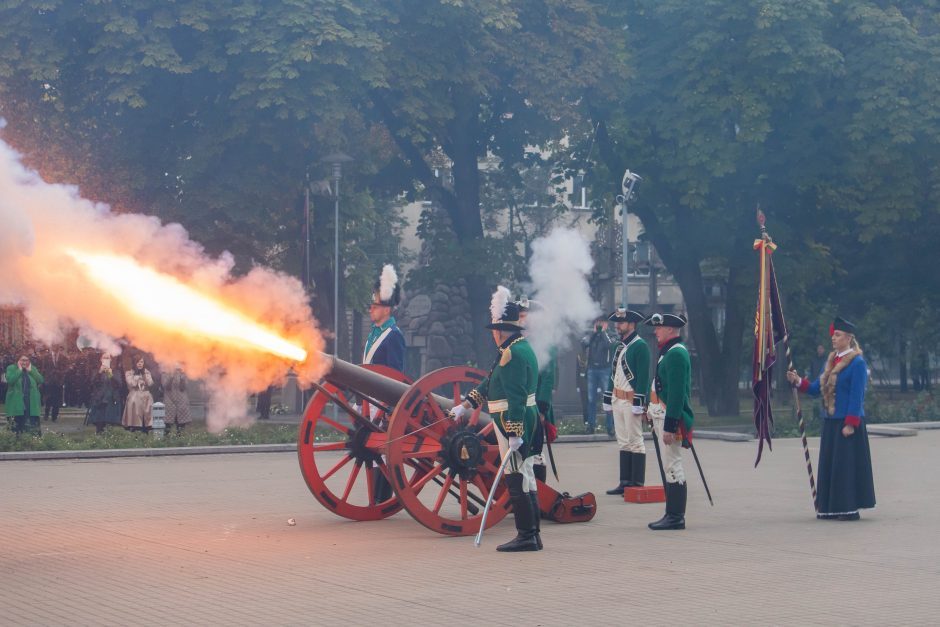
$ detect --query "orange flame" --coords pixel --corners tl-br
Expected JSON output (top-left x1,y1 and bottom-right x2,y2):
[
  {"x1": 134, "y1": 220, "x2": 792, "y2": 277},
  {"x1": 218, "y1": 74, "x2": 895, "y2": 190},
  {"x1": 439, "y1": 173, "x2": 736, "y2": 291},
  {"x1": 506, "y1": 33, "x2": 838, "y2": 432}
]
[{"x1": 67, "y1": 250, "x2": 308, "y2": 362}]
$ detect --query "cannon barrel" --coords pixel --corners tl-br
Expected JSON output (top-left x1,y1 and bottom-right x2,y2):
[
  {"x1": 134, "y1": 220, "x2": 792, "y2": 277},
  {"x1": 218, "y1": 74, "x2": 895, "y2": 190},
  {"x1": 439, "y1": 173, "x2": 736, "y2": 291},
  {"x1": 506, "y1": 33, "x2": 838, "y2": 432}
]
[{"x1": 322, "y1": 354, "x2": 456, "y2": 411}]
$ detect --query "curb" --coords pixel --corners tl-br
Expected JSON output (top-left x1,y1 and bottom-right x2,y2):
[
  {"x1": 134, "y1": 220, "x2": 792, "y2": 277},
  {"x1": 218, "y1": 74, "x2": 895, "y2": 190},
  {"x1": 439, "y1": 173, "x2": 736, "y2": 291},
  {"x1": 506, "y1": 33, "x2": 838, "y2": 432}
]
[
  {"x1": 556, "y1": 430, "x2": 752, "y2": 444},
  {"x1": 0, "y1": 443, "x2": 295, "y2": 461},
  {"x1": 866, "y1": 425, "x2": 918, "y2": 437}
]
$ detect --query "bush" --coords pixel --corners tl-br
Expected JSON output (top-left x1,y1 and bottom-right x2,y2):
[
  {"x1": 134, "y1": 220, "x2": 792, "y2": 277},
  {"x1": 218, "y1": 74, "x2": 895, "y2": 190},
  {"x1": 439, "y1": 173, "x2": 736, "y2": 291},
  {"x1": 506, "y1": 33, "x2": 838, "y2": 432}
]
[{"x1": 0, "y1": 423, "x2": 301, "y2": 452}]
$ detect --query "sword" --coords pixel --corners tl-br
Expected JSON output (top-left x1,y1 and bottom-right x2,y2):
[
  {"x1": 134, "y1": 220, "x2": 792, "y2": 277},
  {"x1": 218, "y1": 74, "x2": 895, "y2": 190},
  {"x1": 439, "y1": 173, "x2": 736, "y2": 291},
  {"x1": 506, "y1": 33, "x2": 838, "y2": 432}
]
[
  {"x1": 543, "y1": 418, "x2": 559, "y2": 481},
  {"x1": 474, "y1": 452, "x2": 513, "y2": 548},
  {"x1": 647, "y1": 416, "x2": 668, "y2": 487},
  {"x1": 687, "y1": 440, "x2": 714, "y2": 506}
]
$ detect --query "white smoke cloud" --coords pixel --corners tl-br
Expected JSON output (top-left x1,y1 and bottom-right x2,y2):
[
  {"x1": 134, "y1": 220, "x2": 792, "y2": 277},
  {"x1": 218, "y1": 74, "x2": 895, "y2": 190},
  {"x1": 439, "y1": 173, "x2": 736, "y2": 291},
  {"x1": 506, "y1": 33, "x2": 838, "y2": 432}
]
[
  {"x1": 0, "y1": 123, "x2": 327, "y2": 431},
  {"x1": 524, "y1": 227, "x2": 600, "y2": 368}
]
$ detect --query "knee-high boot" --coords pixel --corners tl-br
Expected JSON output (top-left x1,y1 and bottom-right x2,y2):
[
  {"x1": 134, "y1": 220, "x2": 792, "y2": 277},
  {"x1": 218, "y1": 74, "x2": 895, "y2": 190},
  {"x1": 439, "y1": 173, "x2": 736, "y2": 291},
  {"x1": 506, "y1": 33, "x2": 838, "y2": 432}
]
[
  {"x1": 533, "y1": 463, "x2": 547, "y2": 483},
  {"x1": 630, "y1": 452, "x2": 646, "y2": 487},
  {"x1": 528, "y1": 492, "x2": 543, "y2": 549},
  {"x1": 606, "y1": 451, "x2": 632, "y2": 494},
  {"x1": 496, "y1": 474, "x2": 540, "y2": 552},
  {"x1": 648, "y1": 482, "x2": 686, "y2": 530}
]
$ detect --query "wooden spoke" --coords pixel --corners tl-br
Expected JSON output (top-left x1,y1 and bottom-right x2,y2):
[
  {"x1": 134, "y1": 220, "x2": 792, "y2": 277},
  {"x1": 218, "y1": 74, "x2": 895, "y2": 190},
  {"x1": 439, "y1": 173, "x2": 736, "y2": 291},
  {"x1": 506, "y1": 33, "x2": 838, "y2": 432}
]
[
  {"x1": 432, "y1": 473, "x2": 455, "y2": 514},
  {"x1": 341, "y1": 460, "x2": 364, "y2": 502}
]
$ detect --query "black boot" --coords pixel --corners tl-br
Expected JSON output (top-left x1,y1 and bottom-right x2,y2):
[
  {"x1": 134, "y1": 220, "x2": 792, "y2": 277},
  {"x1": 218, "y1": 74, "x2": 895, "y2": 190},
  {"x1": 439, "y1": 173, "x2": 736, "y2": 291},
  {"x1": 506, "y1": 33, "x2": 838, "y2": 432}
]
[
  {"x1": 606, "y1": 451, "x2": 632, "y2": 495},
  {"x1": 496, "y1": 475, "x2": 540, "y2": 552},
  {"x1": 630, "y1": 452, "x2": 646, "y2": 487},
  {"x1": 528, "y1": 492, "x2": 543, "y2": 550},
  {"x1": 533, "y1": 464, "x2": 547, "y2": 483},
  {"x1": 373, "y1": 467, "x2": 393, "y2": 504},
  {"x1": 648, "y1": 482, "x2": 686, "y2": 530}
]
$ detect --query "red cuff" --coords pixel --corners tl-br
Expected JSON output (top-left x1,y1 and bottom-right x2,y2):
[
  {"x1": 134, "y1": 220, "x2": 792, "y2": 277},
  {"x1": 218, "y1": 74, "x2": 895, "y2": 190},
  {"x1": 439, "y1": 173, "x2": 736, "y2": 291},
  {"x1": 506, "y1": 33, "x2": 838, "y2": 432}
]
[
  {"x1": 844, "y1": 415, "x2": 861, "y2": 428},
  {"x1": 798, "y1": 378, "x2": 809, "y2": 393}
]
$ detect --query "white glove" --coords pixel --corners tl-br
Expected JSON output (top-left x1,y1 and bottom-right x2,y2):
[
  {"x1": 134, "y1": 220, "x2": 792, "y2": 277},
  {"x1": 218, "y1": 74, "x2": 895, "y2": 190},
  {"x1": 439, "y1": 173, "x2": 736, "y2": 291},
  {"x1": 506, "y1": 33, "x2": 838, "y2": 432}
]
[
  {"x1": 508, "y1": 436, "x2": 523, "y2": 451},
  {"x1": 631, "y1": 405, "x2": 645, "y2": 415},
  {"x1": 647, "y1": 403, "x2": 666, "y2": 421},
  {"x1": 602, "y1": 403, "x2": 612, "y2": 412},
  {"x1": 449, "y1": 404, "x2": 467, "y2": 420}
]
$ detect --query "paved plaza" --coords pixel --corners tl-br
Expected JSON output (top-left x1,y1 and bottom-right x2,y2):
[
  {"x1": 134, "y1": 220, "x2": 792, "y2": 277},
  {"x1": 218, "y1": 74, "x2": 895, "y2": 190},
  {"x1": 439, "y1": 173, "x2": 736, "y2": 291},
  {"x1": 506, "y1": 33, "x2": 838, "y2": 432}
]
[{"x1": 2, "y1": 431, "x2": 939, "y2": 626}]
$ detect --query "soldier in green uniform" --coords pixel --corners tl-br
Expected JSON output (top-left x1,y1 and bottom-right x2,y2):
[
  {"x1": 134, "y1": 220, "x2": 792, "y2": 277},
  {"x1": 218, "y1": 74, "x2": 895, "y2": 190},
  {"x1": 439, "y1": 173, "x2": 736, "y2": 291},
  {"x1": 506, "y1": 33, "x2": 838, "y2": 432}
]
[
  {"x1": 517, "y1": 297, "x2": 558, "y2": 486},
  {"x1": 645, "y1": 312, "x2": 694, "y2": 530},
  {"x1": 603, "y1": 308, "x2": 651, "y2": 495},
  {"x1": 450, "y1": 286, "x2": 541, "y2": 551}
]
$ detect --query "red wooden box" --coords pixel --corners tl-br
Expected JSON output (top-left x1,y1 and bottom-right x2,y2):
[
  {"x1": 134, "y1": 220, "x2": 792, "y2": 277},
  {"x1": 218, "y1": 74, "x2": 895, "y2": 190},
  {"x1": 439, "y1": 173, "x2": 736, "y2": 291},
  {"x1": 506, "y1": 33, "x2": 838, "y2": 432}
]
[{"x1": 623, "y1": 485, "x2": 666, "y2": 503}]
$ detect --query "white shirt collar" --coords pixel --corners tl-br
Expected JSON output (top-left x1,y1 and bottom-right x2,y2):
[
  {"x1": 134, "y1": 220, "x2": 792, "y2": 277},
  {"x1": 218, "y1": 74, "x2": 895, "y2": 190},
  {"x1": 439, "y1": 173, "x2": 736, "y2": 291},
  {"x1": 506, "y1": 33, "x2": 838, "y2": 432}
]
[{"x1": 837, "y1": 348, "x2": 852, "y2": 358}]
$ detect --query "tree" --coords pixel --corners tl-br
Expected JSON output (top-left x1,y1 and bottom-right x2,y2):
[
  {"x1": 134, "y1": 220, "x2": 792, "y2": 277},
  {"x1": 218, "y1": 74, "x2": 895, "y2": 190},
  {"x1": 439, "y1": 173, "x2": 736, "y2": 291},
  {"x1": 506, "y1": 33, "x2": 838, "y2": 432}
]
[
  {"x1": 361, "y1": 0, "x2": 625, "y2": 364},
  {"x1": 0, "y1": 0, "x2": 405, "y2": 342},
  {"x1": 586, "y1": 0, "x2": 940, "y2": 414}
]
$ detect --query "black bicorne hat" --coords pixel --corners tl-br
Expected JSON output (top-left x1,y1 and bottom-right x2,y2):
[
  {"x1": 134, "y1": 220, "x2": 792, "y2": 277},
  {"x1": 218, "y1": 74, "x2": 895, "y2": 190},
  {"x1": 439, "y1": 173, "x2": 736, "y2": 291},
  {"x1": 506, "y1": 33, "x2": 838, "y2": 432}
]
[
  {"x1": 372, "y1": 264, "x2": 401, "y2": 307},
  {"x1": 608, "y1": 308, "x2": 645, "y2": 324},
  {"x1": 645, "y1": 312, "x2": 688, "y2": 328},
  {"x1": 486, "y1": 286, "x2": 524, "y2": 331},
  {"x1": 830, "y1": 316, "x2": 856, "y2": 336}
]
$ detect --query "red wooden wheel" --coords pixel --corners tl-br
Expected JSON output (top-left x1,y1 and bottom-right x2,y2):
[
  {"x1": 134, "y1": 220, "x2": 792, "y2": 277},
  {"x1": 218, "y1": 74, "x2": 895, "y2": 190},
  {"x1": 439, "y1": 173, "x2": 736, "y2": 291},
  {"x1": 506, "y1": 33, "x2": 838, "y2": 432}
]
[
  {"x1": 385, "y1": 366, "x2": 510, "y2": 536},
  {"x1": 297, "y1": 364, "x2": 412, "y2": 521}
]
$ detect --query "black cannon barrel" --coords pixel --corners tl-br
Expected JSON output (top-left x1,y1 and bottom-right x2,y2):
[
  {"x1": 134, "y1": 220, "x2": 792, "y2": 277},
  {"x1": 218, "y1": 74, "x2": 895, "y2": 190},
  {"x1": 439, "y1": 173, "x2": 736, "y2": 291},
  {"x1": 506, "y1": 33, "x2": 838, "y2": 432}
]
[{"x1": 322, "y1": 355, "x2": 455, "y2": 411}]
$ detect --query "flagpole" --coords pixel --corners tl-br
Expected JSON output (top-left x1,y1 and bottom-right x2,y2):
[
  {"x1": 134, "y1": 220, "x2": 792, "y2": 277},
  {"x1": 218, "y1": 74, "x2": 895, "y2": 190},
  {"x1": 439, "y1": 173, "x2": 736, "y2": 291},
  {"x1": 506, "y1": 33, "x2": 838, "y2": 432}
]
[{"x1": 756, "y1": 213, "x2": 818, "y2": 511}]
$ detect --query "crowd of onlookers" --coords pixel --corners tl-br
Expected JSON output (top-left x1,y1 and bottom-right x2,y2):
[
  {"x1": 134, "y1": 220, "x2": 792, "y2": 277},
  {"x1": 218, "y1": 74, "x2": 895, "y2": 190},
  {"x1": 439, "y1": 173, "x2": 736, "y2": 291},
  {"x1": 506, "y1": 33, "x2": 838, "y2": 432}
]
[{"x1": 1, "y1": 343, "x2": 191, "y2": 436}]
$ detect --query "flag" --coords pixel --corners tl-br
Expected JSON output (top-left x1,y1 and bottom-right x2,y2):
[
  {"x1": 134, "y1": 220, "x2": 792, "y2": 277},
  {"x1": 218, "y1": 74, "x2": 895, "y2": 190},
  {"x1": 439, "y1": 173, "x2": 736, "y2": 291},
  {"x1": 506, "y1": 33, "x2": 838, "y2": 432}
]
[{"x1": 752, "y1": 233, "x2": 788, "y2": 466}]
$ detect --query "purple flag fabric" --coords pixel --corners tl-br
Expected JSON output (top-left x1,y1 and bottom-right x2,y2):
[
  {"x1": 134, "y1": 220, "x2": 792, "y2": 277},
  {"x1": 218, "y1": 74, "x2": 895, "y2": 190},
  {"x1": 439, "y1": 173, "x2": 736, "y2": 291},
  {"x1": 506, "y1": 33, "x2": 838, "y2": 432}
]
[{"x1": 753, "y1": 251, "x2": 788, "y2": 466}]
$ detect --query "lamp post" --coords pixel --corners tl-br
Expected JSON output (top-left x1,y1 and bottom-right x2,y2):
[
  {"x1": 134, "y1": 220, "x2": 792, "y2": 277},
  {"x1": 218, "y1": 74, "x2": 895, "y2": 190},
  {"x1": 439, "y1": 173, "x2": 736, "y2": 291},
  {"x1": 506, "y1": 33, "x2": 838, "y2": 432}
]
[
  {"x1": 616, "y1": 169, "x2": 641, "y2": 308},
  {"x1": 321, "y1": 153, "x2": 353, "y2": 360}
]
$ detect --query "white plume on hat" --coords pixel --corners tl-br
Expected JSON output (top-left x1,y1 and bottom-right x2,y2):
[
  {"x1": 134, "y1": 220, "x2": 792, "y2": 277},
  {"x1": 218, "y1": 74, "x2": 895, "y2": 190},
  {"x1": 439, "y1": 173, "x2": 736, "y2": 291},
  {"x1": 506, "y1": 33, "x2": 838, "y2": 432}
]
[
  {"x1": 490, "y1": 285, "x2": 512, "y2": 323},
  {"x1": 379, "y1": 264, "x2": 398, "y2": 302}
]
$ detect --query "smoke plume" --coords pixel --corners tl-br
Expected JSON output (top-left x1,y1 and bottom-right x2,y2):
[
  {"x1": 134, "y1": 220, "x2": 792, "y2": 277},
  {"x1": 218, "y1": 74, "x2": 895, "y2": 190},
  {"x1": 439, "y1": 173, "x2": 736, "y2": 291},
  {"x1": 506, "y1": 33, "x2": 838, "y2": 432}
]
[
  {"x1": 524, "y1": 227, "x2": 600, "y2": 368},
  {"x1": 0, "y1": 125, "x2": 327, "y2": 431}
]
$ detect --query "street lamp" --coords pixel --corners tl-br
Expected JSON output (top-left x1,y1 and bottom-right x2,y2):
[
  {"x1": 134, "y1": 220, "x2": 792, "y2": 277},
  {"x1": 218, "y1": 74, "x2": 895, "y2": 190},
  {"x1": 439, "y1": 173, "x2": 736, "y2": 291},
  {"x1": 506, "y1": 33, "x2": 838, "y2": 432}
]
[
  {"x1": 616, "y1": 169, "x2": 642, "y2": 308},
  {"x1": 321, "y1": 152, "x2": 353, "y2": 360}
]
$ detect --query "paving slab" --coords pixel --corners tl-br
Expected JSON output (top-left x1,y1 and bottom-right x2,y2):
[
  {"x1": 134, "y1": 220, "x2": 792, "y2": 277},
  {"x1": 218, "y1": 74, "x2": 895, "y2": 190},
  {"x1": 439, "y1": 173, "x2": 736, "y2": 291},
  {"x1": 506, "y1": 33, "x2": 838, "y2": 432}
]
[{"x1": 2, "y1": 432, "x2": 939, "y2": 625}]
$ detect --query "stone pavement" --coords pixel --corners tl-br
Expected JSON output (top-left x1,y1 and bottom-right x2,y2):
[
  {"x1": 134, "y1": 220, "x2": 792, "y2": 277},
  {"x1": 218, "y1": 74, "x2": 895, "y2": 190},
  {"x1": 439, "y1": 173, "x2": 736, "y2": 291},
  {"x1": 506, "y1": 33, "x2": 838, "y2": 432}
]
[{"x1": 2, "y1": 432, "x2": 939, "y2": 626}]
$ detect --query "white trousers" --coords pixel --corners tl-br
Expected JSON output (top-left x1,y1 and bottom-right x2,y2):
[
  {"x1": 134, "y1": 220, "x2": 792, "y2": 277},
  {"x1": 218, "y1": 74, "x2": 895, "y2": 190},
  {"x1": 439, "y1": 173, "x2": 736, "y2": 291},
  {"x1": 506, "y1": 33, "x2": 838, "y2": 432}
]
[
  {"x1": 612, "y1": 398, "x2": 646, "y2": 454},
  {"x1": 652, "y1": 416, "x2": 685, "y2": 484},
  {"x1": 495, "y1": 427, "x2": 537, "y2": 493}
]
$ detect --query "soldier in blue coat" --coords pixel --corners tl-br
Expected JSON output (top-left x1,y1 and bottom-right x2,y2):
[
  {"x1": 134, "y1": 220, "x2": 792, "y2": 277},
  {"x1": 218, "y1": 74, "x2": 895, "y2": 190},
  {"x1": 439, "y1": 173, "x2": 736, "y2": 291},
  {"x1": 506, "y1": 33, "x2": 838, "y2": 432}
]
[
  {"x1": 364, "y1": 264, "x2": 407, "y2": 503},
  {"x1": 788, "y1": 317, "x2": 875, "y2": 521},
  {"x1": 363, "y1": 264, "x2": 406, "y2": 373}
]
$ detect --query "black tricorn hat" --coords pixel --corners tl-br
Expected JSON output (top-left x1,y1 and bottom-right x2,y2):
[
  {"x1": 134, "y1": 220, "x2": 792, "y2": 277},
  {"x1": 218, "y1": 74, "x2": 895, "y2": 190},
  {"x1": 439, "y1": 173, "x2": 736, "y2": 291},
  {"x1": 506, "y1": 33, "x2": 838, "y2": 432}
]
[
  {"x1": 608, "y1": 308, "x2": 645, "y2": 324},
  {"x1": 830, "y1": 316, "x2": 856, "y2": 336},
  {"x1": 645, "y1": 312, "x2": 687, "y2": 328}
]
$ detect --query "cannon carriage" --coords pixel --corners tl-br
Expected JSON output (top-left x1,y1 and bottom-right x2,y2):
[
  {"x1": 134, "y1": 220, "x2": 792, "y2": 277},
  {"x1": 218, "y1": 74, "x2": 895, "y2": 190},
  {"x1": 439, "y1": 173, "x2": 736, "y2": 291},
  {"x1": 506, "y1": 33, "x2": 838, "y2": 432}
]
[{"x1": 297, "y1": 356, "x2": 596, "y2": 536}]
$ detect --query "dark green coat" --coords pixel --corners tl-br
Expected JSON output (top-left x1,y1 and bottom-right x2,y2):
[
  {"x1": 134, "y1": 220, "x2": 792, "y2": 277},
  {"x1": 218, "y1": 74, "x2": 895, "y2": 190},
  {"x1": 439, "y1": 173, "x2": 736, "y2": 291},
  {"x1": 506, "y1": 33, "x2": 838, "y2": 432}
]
[
  {"x1": 485, "y1": 336, "x2": 538, "y2": 447},
  {"x1": 5, "y1": 364, "x2": 44, "y2": 417},
  {"x1": 536, "y1": 347, "x2": 557, "y2": 425},
  {"x1": 604, "y1": 331, "x2": 651, "y2": 409},
  {"x1": 655, "y1": 337, "x2": 694, "y2": 434}
]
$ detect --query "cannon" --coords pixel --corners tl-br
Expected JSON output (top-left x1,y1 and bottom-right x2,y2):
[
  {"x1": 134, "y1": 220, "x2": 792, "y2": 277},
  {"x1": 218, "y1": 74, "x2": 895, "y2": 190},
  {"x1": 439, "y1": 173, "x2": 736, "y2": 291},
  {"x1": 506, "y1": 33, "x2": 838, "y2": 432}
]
[{"x1": 297, "y1": 356, "x2": 596, "y2": 536}]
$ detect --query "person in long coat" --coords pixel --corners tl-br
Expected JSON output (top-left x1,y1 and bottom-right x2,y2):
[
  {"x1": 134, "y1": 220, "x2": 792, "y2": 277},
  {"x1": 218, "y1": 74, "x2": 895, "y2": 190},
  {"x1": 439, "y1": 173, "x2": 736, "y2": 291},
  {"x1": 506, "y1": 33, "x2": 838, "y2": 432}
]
[
  {"x1": 5, "y1": 355, "x2": 43, "y2": 435},
  {"x1": 788, "y1": 316, "x2": 876, "y2": 521},
  {"x1": 162, "y1": 367, "x2": 192, "y2": 434},
  {"x1": 122, "y1": 354, "x2": 154, "y2": 432},
  {"x1": 87, "y1": 354, "x2": 124, "y2": 434}
]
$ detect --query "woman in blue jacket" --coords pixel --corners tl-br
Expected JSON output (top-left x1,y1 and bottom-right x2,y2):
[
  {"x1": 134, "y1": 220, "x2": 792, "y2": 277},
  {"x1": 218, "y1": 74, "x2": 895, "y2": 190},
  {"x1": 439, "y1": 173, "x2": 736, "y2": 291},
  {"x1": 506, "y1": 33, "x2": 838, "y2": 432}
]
[{"x1": 788, "y1": 317, "x2": 875, "y2": 520}]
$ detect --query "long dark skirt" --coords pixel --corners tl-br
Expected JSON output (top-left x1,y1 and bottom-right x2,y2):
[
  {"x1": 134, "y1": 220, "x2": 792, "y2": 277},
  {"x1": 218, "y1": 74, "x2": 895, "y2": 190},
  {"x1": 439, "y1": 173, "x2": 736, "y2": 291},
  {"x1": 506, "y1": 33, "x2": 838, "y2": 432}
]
[{"x1": 817, "y1": 419, "x2": 876, "y2": 515}]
